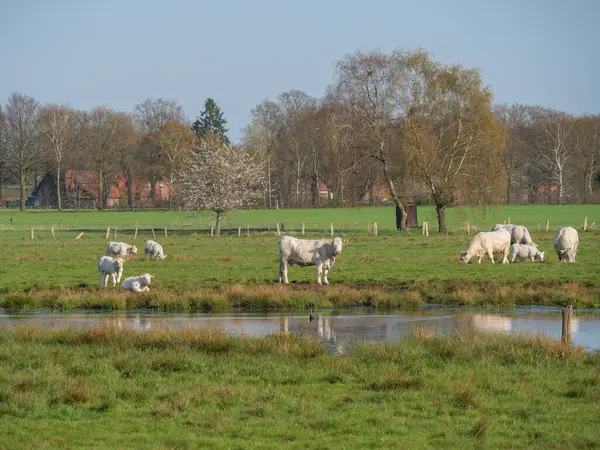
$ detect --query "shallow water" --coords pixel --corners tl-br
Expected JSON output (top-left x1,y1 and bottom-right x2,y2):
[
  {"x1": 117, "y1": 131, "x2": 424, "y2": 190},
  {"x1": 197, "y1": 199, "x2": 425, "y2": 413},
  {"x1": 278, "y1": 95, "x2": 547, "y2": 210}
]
[{"x1": 1, "y1": 306, "x2": 599, "y2": 353}]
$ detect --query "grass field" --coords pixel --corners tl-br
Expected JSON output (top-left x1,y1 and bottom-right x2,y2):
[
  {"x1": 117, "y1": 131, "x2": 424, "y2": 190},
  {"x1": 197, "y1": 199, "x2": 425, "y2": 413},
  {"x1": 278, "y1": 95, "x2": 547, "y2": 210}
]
[
  {"x1": 0, "y1": 204, "x2": 599, "y2": 311},
  {"x1": 0, "y1": 326, "x2": 597, "y2": 448}
]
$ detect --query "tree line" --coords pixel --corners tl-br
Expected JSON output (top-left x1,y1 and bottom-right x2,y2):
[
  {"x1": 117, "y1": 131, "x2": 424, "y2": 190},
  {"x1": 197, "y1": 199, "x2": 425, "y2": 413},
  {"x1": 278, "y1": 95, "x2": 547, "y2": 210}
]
[{"x1": 1, "y1": 48, "x2": 599, "y2": 233}]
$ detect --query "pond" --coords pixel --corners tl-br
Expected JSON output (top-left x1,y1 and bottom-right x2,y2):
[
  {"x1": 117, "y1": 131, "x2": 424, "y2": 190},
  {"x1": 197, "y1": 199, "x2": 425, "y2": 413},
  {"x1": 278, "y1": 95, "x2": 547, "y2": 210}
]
[{"x1": 1, "y1": 306, "x2": 599, "y2": 353}]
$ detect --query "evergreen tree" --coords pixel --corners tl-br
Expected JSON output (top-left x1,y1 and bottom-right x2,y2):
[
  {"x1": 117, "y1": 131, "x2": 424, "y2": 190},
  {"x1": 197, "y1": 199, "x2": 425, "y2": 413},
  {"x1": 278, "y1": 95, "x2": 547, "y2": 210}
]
[{"x1": 192, "y1": 98, "x2": 230, "y2": 144}]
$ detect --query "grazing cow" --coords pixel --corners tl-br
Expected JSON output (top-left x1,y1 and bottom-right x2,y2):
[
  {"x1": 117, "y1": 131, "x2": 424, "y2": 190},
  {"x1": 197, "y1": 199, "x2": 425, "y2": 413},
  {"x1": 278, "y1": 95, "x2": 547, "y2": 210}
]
[
  {"x1": 553, "y1": 227, "x2": 579, "y2": 262},
  {"x1": 277, "y1": 236, "x2": 348, "y2": 285},
  {"x1": 144, "y1": 240, "x2": 165, "y2": 260},
  {"x1": 459, "y1": 229, "x2": 511, "y2": 264},
  {"x1": 98, "y1": 256, "x2": 124, "y2": 288},
  {"x1": 492, "y1": 224, "x2": 535, "y2": 246},
  {"x1": 510, "y1": 244, "x2": 545, "y2": 263},
  {"x1": 106, "y1": 241, "x2": 138, "y2": 258},
  {"x1": 121, "y1": 273, "x2": 154, "y2": 292}
]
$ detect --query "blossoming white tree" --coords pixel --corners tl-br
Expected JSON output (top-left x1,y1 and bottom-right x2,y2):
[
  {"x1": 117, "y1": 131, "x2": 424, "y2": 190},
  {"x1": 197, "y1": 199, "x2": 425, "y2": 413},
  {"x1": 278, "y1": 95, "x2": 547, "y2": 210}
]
[{"x1": 177, "y1": 135, "x2": 264, "y2": 236}]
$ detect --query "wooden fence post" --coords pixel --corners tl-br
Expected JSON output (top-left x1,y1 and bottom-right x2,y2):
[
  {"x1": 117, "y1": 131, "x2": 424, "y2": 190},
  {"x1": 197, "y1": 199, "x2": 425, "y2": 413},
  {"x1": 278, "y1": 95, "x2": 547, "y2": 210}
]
[
  {"x1": 210, "y1": 225, "x2": 214, "y2": 237},
  {"x1": 164, "y1": 226, "x2": 168, "y2": 238},
  {"x1": 114, "y1": 227, "x2": 117, "y2": 240},
  {"x1": 373, "y1": 222, "x2": 378, "y2": 236},
  {"x1": 584, "y1": 217, "x2": 588, "y2": 231},
  {"x1": 30, "y1": 227, "x2": 34, "y2": 240},
  {"x1": 301, "y1": 223, "x2": 305, "y2": 236},
  {"x1": 508, "y1": 217, "x2": 511, "y2": 224},
  {"x1": 238, "y1": 225, "x2": 241, "y2": 237},
  {"x1": 276, "y1": 222, "x2": 281, "y2": 236},
  {"x1": 466, "y1": 222, "x2": 470, "y2": 235},
  {"x1": 134, "y1": 226, "x2": 138, "y2": 240},
  {"x1": 75, "y1": 232, "x2": 84, "y2": 241},
  {"x1": 51, "y1": 225, "x2": 56, "y2": 240},
  {"x1": 425, "y1": 221, "x2": 429, "y2": 236},
  {"x1": 152, "y1": 228, "x2": 156, "y2": 239},
  {"x1": 546, "y1": 220, "x2": 550, "y2": 232},
  {"x1": 562, "y1": 305, "x2": 573, "y2": 345},
  {"x1": 341, "y1": 224, "x2": 344, "y2": 236},
  {"x1": 247, "y1": 225, "x2": 250, "y2": 237},
  {"x1": 105, "y1": 227, "x2": 110, "y2": 240},
  {"x1": 330, "y1": 222, "x2": 334, "y2": 238}
]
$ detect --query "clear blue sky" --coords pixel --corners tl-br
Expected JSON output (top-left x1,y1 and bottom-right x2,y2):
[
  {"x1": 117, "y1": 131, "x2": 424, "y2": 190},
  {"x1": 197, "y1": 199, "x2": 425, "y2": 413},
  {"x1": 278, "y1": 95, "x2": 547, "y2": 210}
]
[{"x1": 1, "y1": 0, "x2": 598, "y2": 142}]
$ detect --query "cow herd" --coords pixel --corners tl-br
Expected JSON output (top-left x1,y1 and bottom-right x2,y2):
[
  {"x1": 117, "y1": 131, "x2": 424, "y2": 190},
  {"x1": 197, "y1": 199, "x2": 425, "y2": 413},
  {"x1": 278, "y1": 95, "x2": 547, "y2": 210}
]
[
  {"x1": 94, "y1": 223, "x2": 581, "y2": 290},
  {"x1": 459, "y1": 224, "x2": 579, "y2": 264},
  {"x1": 96, "y1": 239, "x2": 164, "y2": 292}
]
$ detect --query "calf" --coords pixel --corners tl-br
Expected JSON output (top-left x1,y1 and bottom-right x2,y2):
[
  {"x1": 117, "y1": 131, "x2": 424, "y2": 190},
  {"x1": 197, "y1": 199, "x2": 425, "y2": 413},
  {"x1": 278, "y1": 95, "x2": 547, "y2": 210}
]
[
  {"x1": 106, "y1": 241, "x2": 138, "y2": 259},
  {"x1": 98, "y1": 256, "x2": 124, "y2": 288},
  {"x1": 121, "y1": 273, "x2": 154, "y2": 293},
  {"x1": 510, "y1": 244, "x2": 544, "y2": 262},
  {"x1": 144, "y1": 240, "x2": 165, "y2": 260}
]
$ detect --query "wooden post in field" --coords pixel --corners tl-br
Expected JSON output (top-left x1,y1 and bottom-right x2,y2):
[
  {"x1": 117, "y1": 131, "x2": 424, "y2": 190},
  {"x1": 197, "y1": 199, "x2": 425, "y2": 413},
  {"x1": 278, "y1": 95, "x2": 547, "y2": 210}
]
[
  {"x1": 114, "y1": 227, "x2": 117, "y2": 239},
  {"x1": 562, "y1": 305, "x2": 573, "y2": 345},
  {"x1": 151, "y1": 228, "x2": 156, "y2": 239},
  {"x1": 75, "y1": 232, "x2": 84, "y2": 241},
  {"x1": 503, "y1": 220, "x2": 506, "y2": 225},
  {"x1": 247, "y1": 225, "x2": 250, "y2": 237},
  {"x1": 508, "y1": 217, "x2": 511, "y2": 224},
  {"x1": 584, "y1": 217, "x2": 588, "y2": 231},
  {"x1": 210, "y1": 225, "x2": 214, "y2": 237},
  {"x1": 238, "y1": 225, "x2": 241, "y2": 237},
  {"x1": 301, "y1": 223, "x2": 305, "y2": 236},
  {"x1": 134, "y1": 226, "x2": 138, "y2": 240},
  {"x1": 276, "y1": 222, "x2": 281, "y2": 236},
  {"x1": 341, "y1": 224, "x2": 344, "y2": 236},
  {"x1": 51, "y1": 225, "x2": 56, "y2": 240},
  {"x1": 466, "y1": 222, "x2": 470, "y2": 235},
  {"x1": 373, "y1": 222, "x2": 378, "y2": 236},
  {"x1": 164, "y1": 226, "x2": 168, "y2": 238},
  {"x1": 105, "y1": 227, "x2": 110, "y2": 240},
  {"x1": 330, "y1": 222, "x2": 334, "y2": 238},
  {"x1": 546, "y1": 220, "x2": 550, "y2": 232},
  {"x1": 30, "y1": 227, "x2": 34, "y2": 240}
]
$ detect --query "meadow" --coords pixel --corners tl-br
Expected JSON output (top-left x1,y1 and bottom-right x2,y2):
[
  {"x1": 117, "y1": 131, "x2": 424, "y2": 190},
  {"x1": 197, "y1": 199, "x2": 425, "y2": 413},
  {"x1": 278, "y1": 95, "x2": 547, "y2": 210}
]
[
  {"x1": 0, "y1": 325, "x2": 598, "y2": 448},
  {"x1": 1, "y1": 204, "x2": 599, "y2": 311}
]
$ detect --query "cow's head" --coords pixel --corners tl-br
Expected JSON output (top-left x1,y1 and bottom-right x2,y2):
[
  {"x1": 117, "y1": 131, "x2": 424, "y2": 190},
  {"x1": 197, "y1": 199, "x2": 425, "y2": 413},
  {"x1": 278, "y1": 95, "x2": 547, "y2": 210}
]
[
  {"x1": 536, "y1": 251, "x2": 545, "y2": 262},
  {"x1": 331, "y1": 237, "x2": 345, "y2": 255},
  {"x1": 129, "y1": 245, "x2": 138, "y2": 255},
  {"x1": 459, "y1": 250, "x2": 469, "y2": 263},
  {"x1": 141, "y1": 273, "x2": 154, "y2": 286}
]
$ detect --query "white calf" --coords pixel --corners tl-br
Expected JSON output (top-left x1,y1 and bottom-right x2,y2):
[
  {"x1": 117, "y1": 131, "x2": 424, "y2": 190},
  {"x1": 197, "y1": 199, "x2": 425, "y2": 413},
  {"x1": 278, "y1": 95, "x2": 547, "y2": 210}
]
[
  {"x1": 144, "y1": 240, "x2": 165, "y2": 260},
  {"x1": 98, "y1": 256, "x2": 124, "y2": 288},
  {"x1": 106, "y1": 241, "x2": 138, "y2": 258},
  {"x1": 121, "y1": 273, "x2": 154, "y2": 293},
  {"x1": 510, "y1": 244, "x2": 544, "y2": 262}
]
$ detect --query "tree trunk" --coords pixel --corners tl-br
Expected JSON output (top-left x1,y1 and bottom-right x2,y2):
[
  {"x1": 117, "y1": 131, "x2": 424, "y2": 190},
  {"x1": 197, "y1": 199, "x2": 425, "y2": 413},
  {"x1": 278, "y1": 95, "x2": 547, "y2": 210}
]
[
  {"x1": 380, "y1": 158, "x2": 407, "y2": 230},
  {"x1": 127, "y1": 168, "x2": 135, "y2": 211},
  {"x1": 215, "y1": 211, "x2": 223, "y2": 237},
  {"x1": 267, "y1": 157, "x2": 272, "y2": 208},
  {"x1": 20, "y1": 169, "x2": 27, "y2": 212},
  {"x1": 56, "y1": 166, "x2": 62, "y2": 211},
  {"x1": 506, "y1": 170, "x2": 512, "y2": 204},
  {"x1": 436, "y1": 203, "x2": 447, "y2": 234},
  {"x1": 98, "y1": 169, "x2": 104, "y2": 210}
]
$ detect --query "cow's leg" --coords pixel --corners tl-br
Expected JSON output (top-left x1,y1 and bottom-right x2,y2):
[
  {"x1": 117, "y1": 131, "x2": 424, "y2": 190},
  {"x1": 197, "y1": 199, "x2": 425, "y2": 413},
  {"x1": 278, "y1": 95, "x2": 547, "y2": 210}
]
[
  {"x1": 111, "y1": 273, "x2": 117, "y2": 287},
  {"x1": 323, "y1": 267, "x2": 330, "y2": 285},
  {"x1": 99, "y1": 272, "x2": 105, "y2": 288},
  {"x1": 487, "y1": 249, "x2": 495, "y2": 263},
  {"x1": 477, "y1": 256, "x2": 482, "y2": 264},
  {"x1": 502, "y1": 248, "x2": 509, "y2": 264},
  {"x1": 279, "y1": 258, "x2": 289, "y2": 284},
  {"x1": 316, "y1": 263, "x2": 323, "y2": 285},
  {"x1": 104, "y1": 274, "x2": 110, "y2": 288}
]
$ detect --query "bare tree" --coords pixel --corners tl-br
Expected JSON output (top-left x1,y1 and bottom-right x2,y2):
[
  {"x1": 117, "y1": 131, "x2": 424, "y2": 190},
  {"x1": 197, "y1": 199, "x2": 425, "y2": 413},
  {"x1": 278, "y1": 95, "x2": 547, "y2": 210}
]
[
  {"x1": 39, "y1": 104, "x2": 77, "y2": 210},
  {"x1": 156, "y1": 121, "x2": 196, "y2": 208},
  {"x1": 133, "y1": 98, "x2": 185, "y2": 134},
  {"x1": 81, "y1": 107, "x2": 135, "y2": 210},
  {"x1": 177, "y1": 135, "x2": 264, "y2": 236},
  {"x1": 573, "y1": 115, "x2": 600, "y2": 202},
  {"x1": 331, "y1": 50, "x2": 413, "y2": 228},
  {"x1": 399, "y1": 54, "x2": 506, "y2": 232},
  {"x1": 534, "y1": 112, "x2": 577, "y2": 204},
  {"x1": 1, "y1": 93, "x2": 42, "y2": 211}
]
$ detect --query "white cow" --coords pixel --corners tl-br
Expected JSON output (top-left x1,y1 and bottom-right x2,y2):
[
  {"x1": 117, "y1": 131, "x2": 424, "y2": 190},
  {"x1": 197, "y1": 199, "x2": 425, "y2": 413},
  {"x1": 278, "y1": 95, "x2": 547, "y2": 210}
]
[
  {"x1": 553, "y1": 227, "x2": 579, "y2": 262},
  {"x1": 121, "y1": 273, "x2": 154, "y2": 293},
  {"x1": 459, "y1": 229, "x2": 511, "y2": 264},
  {"x1": 98, "y1": 256, "x2": 124, "y2": 288},
  {"x1": 277, "y1": 236, "x2": 348, "y2": 285},
  {"x1": 510, "y1": 244, "x2": 545, "y2": 263},
  {"x1": 106, "y1": 241, "x2": 138, "y2": 258},
  {"x1": 144, "y1": 240, "x2": 165, "y2": 260},
  {"x1": 492, "y1": 224, "x2": 535, "y2": 246}
]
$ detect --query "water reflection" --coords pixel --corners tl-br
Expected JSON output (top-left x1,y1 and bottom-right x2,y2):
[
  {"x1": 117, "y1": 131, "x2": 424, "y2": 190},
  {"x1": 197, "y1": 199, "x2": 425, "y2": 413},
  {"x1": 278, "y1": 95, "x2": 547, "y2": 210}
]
[{"x1": 0, "y1": 307, "x2": 597, "y2": 352}]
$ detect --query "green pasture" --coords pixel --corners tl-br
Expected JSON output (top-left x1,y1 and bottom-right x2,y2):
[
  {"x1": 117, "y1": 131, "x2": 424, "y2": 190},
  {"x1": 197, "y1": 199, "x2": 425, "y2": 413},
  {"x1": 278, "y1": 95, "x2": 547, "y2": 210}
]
[
  {"x1": 0, "y1": 327, "x2": 597, "y2": 448},
  {"x1": 0, "y1": 204, "x2": 598, "y2": 233}
]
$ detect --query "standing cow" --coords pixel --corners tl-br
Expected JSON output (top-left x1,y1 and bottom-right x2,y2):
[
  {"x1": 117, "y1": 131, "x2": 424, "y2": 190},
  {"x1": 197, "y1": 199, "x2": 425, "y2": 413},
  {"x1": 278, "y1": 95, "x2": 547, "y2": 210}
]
[
  {"x1": 277, "y1": 236, "x2": 348, "y2": 285},
  {"x1": 459, "y1": 229, "x2": 511, "y2": 264},
  {"x1": 491, "y1": 224, "x2": 535, "y2": 246},
  {"x1": 553, "y1": 227, "x2": 579, "y2": 262}
]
